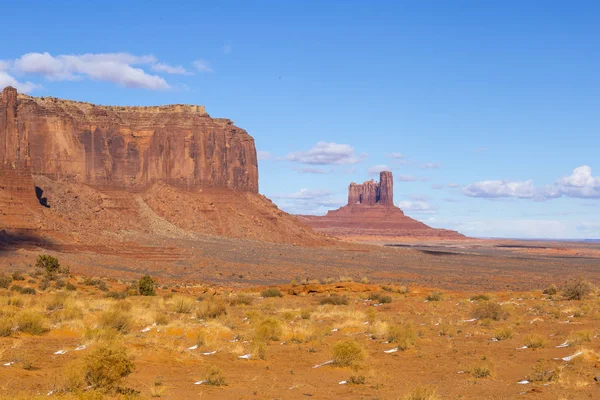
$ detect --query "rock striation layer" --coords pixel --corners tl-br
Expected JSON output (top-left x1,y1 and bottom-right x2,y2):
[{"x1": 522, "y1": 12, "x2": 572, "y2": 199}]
[
  {"x1": 0, "y1": 86, "x2": 258, "y2": 192},
  {"x1": 299, "y1": 171, "x2": 465, "y2": 240}
]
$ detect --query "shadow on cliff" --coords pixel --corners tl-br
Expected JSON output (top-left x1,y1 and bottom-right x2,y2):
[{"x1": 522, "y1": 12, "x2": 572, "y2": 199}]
[{"x1": 0, "y1": 231, "x2": 57, "y2": 254}]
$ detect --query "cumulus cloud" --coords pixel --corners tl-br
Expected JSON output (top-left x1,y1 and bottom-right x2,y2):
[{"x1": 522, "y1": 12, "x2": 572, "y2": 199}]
[
  {"x1": 286, "y1": 142, "x2": 366, "y2": 165},
  {"x1": 4, "y1": 52, "x2": 171, "y2": 90},
  {"x1": 295, "y1": 167, "x2": 327, "y2": 174},
  {"x1": 397, "y1": 200, "x2": 438, "y2": 214},
  {"x1": 257, "y1": 150, "x2": 272, "y2": 161},
  {"x1": 463, "y1": 165, "x2": 600, "y2": 200},
  {"x1": 367, "y1": 164, "x2": 390, "y2": 175},
  {"x1": 151, "y1": 63, "x2": 191, "y2": 75},
  {"x1": 0, "y1": 71, "x2": 40, "y2": 93},
  {"x1": 193, "y1": 59, "x2": 213, "y2": 73}
]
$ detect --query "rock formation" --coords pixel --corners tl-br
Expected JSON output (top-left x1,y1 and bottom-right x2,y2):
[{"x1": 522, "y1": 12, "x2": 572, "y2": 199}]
[
  {"x1": 0, "y1": 86, "x2": 258, "y2": 192},
  {"x1": 348, "y1": 171, "x2": 393, "y2": 206},
  {"x1": 299, "y1": 171, "x2": 465, "y2": 240}
]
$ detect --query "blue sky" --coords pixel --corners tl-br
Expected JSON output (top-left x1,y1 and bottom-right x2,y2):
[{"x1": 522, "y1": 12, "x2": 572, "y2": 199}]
[{"x1": 1, "y1": 1, "x2": 599, "y2": 238}]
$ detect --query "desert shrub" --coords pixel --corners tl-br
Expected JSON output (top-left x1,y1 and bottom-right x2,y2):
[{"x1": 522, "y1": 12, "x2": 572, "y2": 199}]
[
  {"x1": 138, "y1": 275, "x2": 156, "y2": 296},
  {"x1": 251, "y1": 339, "x2": 268, "y2": 360},
  {"x1": 528, "y1": 361, "x2": 557, "y2": 382},
  {"x1": 471, "y1": 364, "x2": 491, "y2": 378},
  {"x1": 204, "y1": 365, "x2": 227, "y2": 386},
  {"x1": 38, "y1": 277, "x2": 51, "y2": 291},
  {"x1": 568, "y1": 330, "x2": 593, "y2": 345},
  {"x1": 154, "y1": 312, "x2": 169, "y2": 326},
  {"x1": 0, "y1": 274, "x2": 12, "y2": 289},
  {"x1": 368, "y1": 293, "x2": 392, "y2": 304},
  {"x1": 360, "y1": 276, "x2": 369, "y2": 284},
  {"x1": 105, "y1": 291, "x2": 127, "y2": 300},
  {"x1": 7, "y1": 297, "x2": 24, "y2": 307},
  {"x1": 16, "y1": 311, "x2": 47, "y2": 335},
  {"x1": 97, "y1": 281, "x2": 108, "y2": 292},
  {"x1": 542, "y1": 284, "x2": 558, "y2": 295},
  {"x1": 98, "y1": 310, "x2": 131, "y2": 334},
  {"x1": 332, "y1": 339, "x2": 365, "y2": 367},
  {"x1": 36, "y1": 254, "x2": 61, "y2": 278},
  {"x1": 300, "y1": 309, "x2": 312, "y2": 320},
  {"x1": 197, "y1": 297, "x2": 227, "y2": 319},
  {"x1": 494, "y1": 326, "x2": 513, "y2": 340},
  {"x1": 348, "y1": 375, "x2": 366, "y2": 384},
  {"x1": 261, "y1": 288, "x2": 283, "y2": 298},
  {"x1": 338, "y1": 276, "x2": 354, "y2": 283},
  {"x1": 320, "y1": 294, "x2": 348, "y2": 306},
  {"x1": 54, "y1": 279, "x2": 66, "y2": 290},
  {"x1": 426, "y1": 292, "x2": 442, "y2": 302},
  {"x1": 562, "y1": 279, "x2": 594, "y2": 300},
  {"x1": 524, "y1": 334, "x2": 545, "y2": 349},
  {"x1": 11, "y1": 271, "x2": 25, "y2": 281},
  {"x1": 172, "y1": 296, "x2": 195, "y2": 314},
  {"x1": 65, "y1": 282, "x2": 77, "y2": 291},
  {"x1": 470, "y1": 294, "x2": 490, "y2": 301},
  {"x1": 9, "y1": 284, "x2": 23, "y2": 293},
  {"x1": 46, "y1": 293, "x2": 68, "y2": 311},
  {"x1": 402, "y1": 386, "x2": 439, "y2": 400},
  {"x1": 0, "y1": 317, "x2": 12, "y2": 337},
  {"x1": 228, "y1": 294, "x2": 253, "y2": 306},
  {"x1": 387, "y1": 324, "x2": 416, "y2": 350},
  {"x1": 21, "y1": 287, "x2": 36, "y2": 295},
  {"x1": 84, "y1": 341, "x2": 135, "y2": 390},
  {"x1": 255, "y1": 317, "x2": 283, "y2": 341},
  {"x1": 472, "y1": 301, "x2": 508, "y2": 321}
]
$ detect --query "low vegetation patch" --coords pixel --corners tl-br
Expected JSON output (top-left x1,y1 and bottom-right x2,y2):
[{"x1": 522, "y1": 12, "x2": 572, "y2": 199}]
[
  {"x1": 138, "y1": 275, "x2": 156, "y2": 296},
  {"x1": 368, "y1": 293, "x2": 392, "y2": 304},
  {"x1": 204, "y1": 365, "x2": 227, "y2": 386},
  {"x1": 84, "y1": 341, "x2": 135, "y2": 390},
  {"x1": 98, "y1": 310, "x2": 131, "y2": 334},
  {"x1": 426, "y1": 292, "x2": 442, "y2": 302},
  {"x1": 472, "y1": 301, "x2": 508, "y2": 321},
  {"x1": 320, "y1": 294, "x2": 349, "y2": 305},
  {"x1": 197, "y1": 297, "x2": 228, "y2": 319},
  {"x1": 402, "y1": 386, "x2": 440, "y2": 400},
  {"x1": 261, "y1": 287, "x2": 283, "y2": 298},
  {"x1": 387, "y1": 323, "x2": 416, "y2": 350},
  {"x1": 562, "y1": 279, "x2": 594, "y2": 300},
  {"x1": 332, "y1": 339, "x2": 365, "y2": 367}
]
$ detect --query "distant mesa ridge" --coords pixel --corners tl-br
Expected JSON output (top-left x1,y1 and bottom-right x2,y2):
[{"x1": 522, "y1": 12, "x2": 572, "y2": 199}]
[{"x1": 298, "y1": 171, "x2": 465, "y2": 239}]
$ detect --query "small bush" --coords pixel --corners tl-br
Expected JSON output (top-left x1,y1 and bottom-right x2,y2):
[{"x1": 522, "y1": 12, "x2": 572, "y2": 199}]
[
  {"x1": 562, "y1": 279, "x2": 594, "y2": 300},
  {"x1": 524, "y1": 334, "x2": 545, "y2": 349},
  {"x1": 426, "y1": 292, "x2": 442, "y2": 302},
  {"x1": 228, "y1": 294, "x2": 253, "y2": 306},
  {"x1": 332, "y1": 339, "x2": 365, "y2": 367},
  {"x1": 105, "y1": 291, "x2": 127, "y2": 300},
  {"x1": 16, "y1": 311, "x2": 47, "y2": 335},
  {"x1": 154, "y1": 312, "x2": 169, "y2": 326},
  {"x1": 98, "y1": 310, "x2": 131, "y2": 333},
  {"x1": 402, "y1": 386, "x2": 439, "y2": 400},
  {"x1": 21, "y1": 287, "x2": 36, "y2": 295},
  {"x1": 528, "y1": 361, "x2": 557, "y2": 383},
  {"x1": 320, "y1": 294, "x2": 348, "y2": 306},
  {"x1": 348, "y1": 375, "x2": 366, "y2": 385},
  {"x1": 9, "y1": 284, "x2": 23, "y2": 293},
  {"x1": 471, "y1": 364, "x2": 491, "y2": 378},
  {"x1": 11, "y1": 271, "x2": 25, "y2": 281},
  {"x1": 470, "y1": 294, "x2": 490, "y2": 301},
  {"x1": 494, "y1": 326, "x2": 513, "y2": 340},
  {"x1": 97, "y1": 281, "x2": 108, "y2": 292},
  {"x1": 368, "y1": 293, "x2": 392, "y2": 304},
  {"x1": 66, "y1": 282, "x2": 77, "y2": 291},
  {"x1": 197, "y1": 297, "x2": 227, "y2": 319},
  {"x1": 261, "y1": 288, "x2": 283, "y2": 298},
  {"x1": 36, "y1": 254, "x2": 61, "y2": 277},
  {"x1": 204, "y1": 365, "x2": 227, "y2": 386},
  {"x1": 84, "y1": 341, "x2": 135, "y2": 389},
  {"x1": 387, "y1": 324, "x2": 416, "y2": 350},
  {"x1": 300, "y1": 309, "x2": 312, "y2": 320},
  {"x1": 255, "y1": 317, "x2": 283, "y2": 342},
  {"x1": 138, "y1": 275, "x2": 156, "y2": 296},
  {"x1": 46, "y1": 293, "x2": 68, "y2": 311},
  {"x1": 0, "y1": 274, "x2": 12, "y2": 289},
  {"x1": 472, "y1": 301, "x2": 508, "y2": 321},
  {"x1": 0, "y1": 317, "x2": 12, "y2": 337},
  {"x1": 542, "y1": 284, "x2": 558, "y2": 295},
  {"x1": 172, "y1": 297, "x2": 195, "y2": 314},
  {"x1": 54, "y1": 279, "x2": 66, "y2": 289},
  {"x1": 38, "y1": 277, "x2": 51, "y2": 291}
]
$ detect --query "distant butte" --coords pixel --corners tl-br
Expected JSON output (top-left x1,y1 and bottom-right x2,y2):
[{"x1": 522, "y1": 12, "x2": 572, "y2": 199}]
[{"x1": 298, "y1": 171, "x2": 466, "y2": 240}]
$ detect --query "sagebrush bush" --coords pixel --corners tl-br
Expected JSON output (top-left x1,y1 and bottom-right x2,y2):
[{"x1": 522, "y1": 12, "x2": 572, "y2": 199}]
[
  {"x1": 0, "y1": 317, "x2": 12, "y2": 337},
  {"x1": 228, "y1": 294, "x2": 253, "y2": 306},
  {"x1": 471, "y1": 364, "x2": 492, "y2": 378},
  {"x1": 138, "y1": 275, "x2": 156, "y2": 296},
  {"x1": 524, "y1": 334, "x2": 545, "y2": 349},
  {"x1": 348, "y1": 375, "x2": 366, "y2": 384},
  {"x1": 332, "y1": 339, "x2": 365, "y2": 367},
  {"x1": 84, "y1": 341, "x2": 135, "y2": 389},
  {"x1": 320, "y1": 294, "x2": 348, "y2": 305},
  {"x1": 0, "y1": 274, "x2": 12, "y2": 289},
  {"x1": 426, "y1": 292, "x2": 442, "y2": 302},
  {"x1": 255, "y1": 317, "x2": 283, "y2": 341},
  {"x1": 11, "y1": 271, "x2": 25, "y2": 281},
  {"x1": 172, "y1": 296, "x2": 195, "y2": 314},
  {"x1": 494, "y1": 326, "x2": 513, "y2": 340},
  {"x1": 16, "y1": 311, "x2": 47, "y2": 335},
  {"x1": 387, "y1": 324, "x2": 416, "y2": 350},
  {"x1": 21, "y1": 287, "x2": 36, "y2": 295},
  {"x1": 98, "y1": 310, "x2": 131, "y2": 333},
  {"x1": 542, "y1": 284, "x2": 558, "y2": 295},
  {"x1": 562, "y1": 279, "x2": 594, "y2": 300},
  {"x1": 472, "y1": 301, "x2": 508, "y2": 321},
  {"x1": 204, "y1": 365, "x2": 227, "y2": 386},
  {"x1": 197, "y1": 297, "x2": 227, "y2": 319},
  {"x1": 261, "y1": 288, "x2": 283, "y2": 298},
  {"x1": 368, "y1": 293, "x2": 392, "y2": 304},
  {"x1": 10, "y1": 285, "x2": 23, "y2": 293},
  {"x1": 470, "y1": 294, "x2": 490, "y2": 301}
]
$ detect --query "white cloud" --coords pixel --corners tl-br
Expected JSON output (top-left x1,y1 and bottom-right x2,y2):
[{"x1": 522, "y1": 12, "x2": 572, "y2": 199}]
[
  {"x1": 421, "y1": 162, "x2": 440, "y2": 169},
  {"x1": 367, "y1": 164, "x2": 390, "y2": 175},
  {"x1": 0, "y1": 71, "x2": 40, "y2": 94},
  {"x1": 151, "y1": 63, "x2": 191, "y2": 75},
  {"x1": 286, "y1": 142, "x2": 366, "y2": 165},
  {"x1": 396, "y1": 174, "x2": 427, "y2": 182},
  {"x1": 273, "y1": 189, "x2": 333, "y2": 200},
  {"x1": 7, "y1": 52, "x2": 170, "y2": 90},
  {"x1": 272, "y1": 188, "x2": 344, "y2": 215},
  {"x1": 463, "y1": 165, "x2": 600, "y2": 200},
  {"x1": 257, "y1": 150, "x2": 272, "y2": 161},
  {"x1": 296, "y1": 167, "x2": 327, "y2": 174},
  {"x1": 388, "y1": 152, "x2": 404, "y2": 159},
  {"x1": 193, "y1": 59, "x2": 213, "y2": 73},
  {"x1": 397, "y1": 200, "x2": 438, "y2": 214}
]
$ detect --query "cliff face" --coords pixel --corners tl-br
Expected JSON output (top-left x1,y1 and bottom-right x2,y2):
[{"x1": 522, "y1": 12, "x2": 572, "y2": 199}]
[
  {"x1": 348, "y1": 171, "x2": 394, "y2": 206},
  {"x1": 0, "y1": 86, "x2": 258, "y2": 192}
]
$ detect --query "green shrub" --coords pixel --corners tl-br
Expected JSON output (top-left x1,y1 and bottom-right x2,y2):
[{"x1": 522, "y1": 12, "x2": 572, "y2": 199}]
[
  {"x1": 332, "y1": 339, "x2": 365, "y2": 367},
  {"x1": 9, "y1": 284, "x2": 23, "y2": 293},
  {"x1": 261, "y1": 288, "x2": 283, "y2": 298},
  {"x1": 426, "y1": 292, "x2": 442, "y2": 302},
  {"x1": 11, "y1": 271, "x2": 25, "y2": 281},
  {"x1": 369, "y1": 293, "x2": 392, "y2": 304},
  {"x1": 38, "y1": 277, "x2": 51, "y2": 291},
  {"x1": 36, "y1": 254, "x2": 61, "y2": 277},
  {"x1": 472, "y1": 301, "x2": 508, "y2": 321},
  {"x1": 0, "y1": 274, "x2": 12, "y2": 289},
  {"x1": 562, "y1": 279, "x2": 594, "y2": 300},
  {"x1": 84, "y1": 342, "x2": 135, "y2": 389},
  {"x1": 138, "y1": 275, "x2": 156, "y2": 296},
  {"x1": 320, "y1": 294, "x2": 348, "y2": 305}
]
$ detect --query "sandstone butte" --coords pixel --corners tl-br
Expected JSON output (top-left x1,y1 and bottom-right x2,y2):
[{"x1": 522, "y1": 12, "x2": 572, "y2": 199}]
[
  {"x1": 0, "y1": 86, "x2": 325, "y2": 246},
  {"x1": 298, "y1": 171, "x2": 466, "y2": 240}
]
